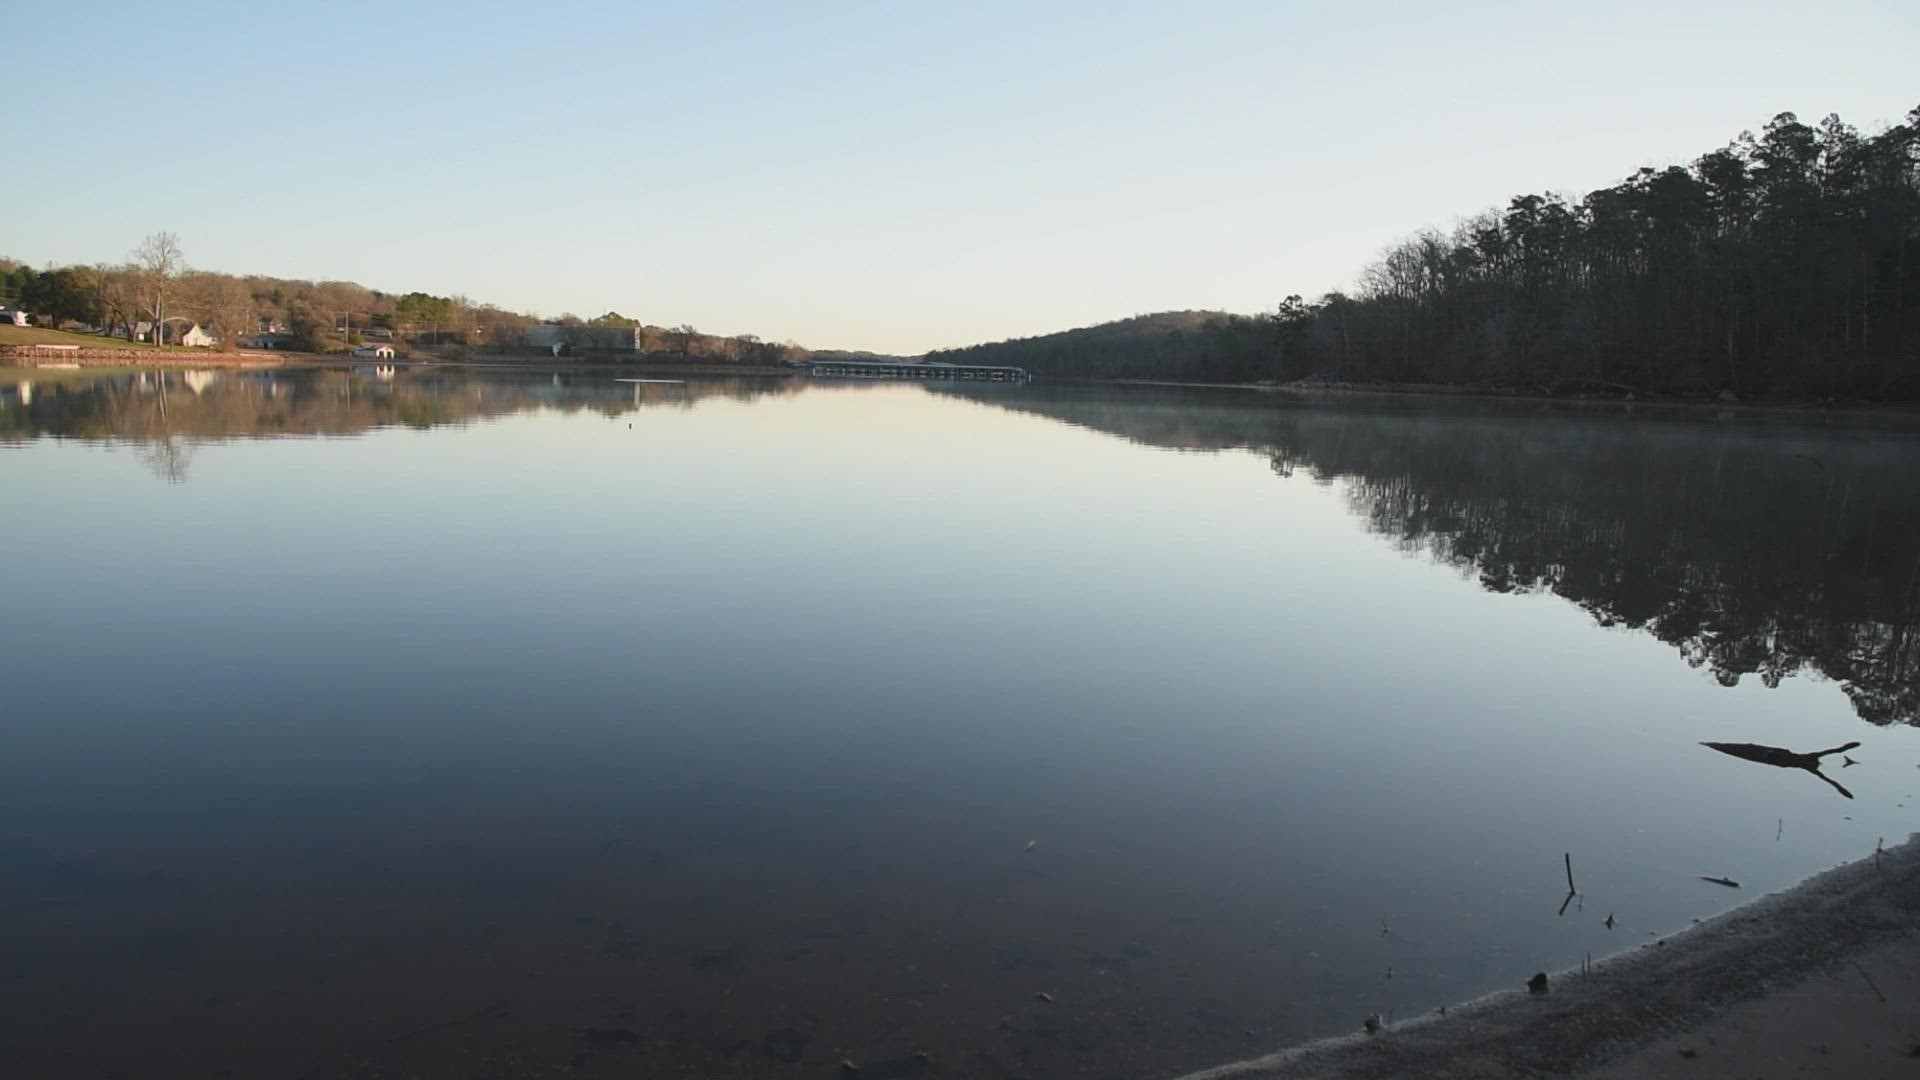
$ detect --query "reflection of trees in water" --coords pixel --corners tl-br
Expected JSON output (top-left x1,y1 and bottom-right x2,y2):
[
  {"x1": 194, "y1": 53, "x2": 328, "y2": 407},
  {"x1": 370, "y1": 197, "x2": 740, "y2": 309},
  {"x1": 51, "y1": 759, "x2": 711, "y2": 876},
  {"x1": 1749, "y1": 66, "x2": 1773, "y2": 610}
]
[
  {"x1": 0, "y1": 370, "x2": 802, "y2": 453},
  {"x1": 942, "y1": 386, "x2": 1920, "y2": 727},
  {"x1": 138, "y1": 435, "x2": 194, "y2": 483}
]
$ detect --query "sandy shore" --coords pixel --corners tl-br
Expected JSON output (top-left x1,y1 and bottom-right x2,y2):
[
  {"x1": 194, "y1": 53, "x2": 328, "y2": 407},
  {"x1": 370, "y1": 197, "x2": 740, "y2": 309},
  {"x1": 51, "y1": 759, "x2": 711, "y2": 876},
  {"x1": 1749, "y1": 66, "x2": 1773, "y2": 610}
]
[{"x1": 1179, "y1": 835, "x2": 1920, "y2": 1079}]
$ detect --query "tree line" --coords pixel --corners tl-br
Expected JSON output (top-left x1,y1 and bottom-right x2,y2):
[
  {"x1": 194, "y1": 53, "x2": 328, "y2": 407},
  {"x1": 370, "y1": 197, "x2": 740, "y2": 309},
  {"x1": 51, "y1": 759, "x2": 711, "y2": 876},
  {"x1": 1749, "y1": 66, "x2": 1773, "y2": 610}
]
[
  {"x1": 929, "y1": 107, "x2": 1920, "y2": 400},
  {"x1": 0, "y1": 239, "x2": 807, "y2": 364}
]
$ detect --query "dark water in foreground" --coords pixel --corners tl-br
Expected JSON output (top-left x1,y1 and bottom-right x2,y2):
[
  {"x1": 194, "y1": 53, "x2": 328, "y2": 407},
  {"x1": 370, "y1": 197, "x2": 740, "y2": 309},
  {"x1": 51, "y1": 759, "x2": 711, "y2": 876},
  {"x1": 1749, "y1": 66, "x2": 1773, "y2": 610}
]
[{"x1": 2, "y1": 369, "x2": 1917, "y2": 1078}]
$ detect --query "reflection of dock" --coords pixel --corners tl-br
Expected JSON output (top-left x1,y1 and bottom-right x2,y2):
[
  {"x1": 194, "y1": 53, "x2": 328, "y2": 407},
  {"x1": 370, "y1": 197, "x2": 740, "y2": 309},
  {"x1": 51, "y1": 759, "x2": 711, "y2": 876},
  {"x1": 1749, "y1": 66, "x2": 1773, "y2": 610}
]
[
  {"x1": 806, "y1": 359, "x2": 1028, "y2": 382},
  {"x1": 614, "y1": 377, "x2": 688, "y2": 405}
]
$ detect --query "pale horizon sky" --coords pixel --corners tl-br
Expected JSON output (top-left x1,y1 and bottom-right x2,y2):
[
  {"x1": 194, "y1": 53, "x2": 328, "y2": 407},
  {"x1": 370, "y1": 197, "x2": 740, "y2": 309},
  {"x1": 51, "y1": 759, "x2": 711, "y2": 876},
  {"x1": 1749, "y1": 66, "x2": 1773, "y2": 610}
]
[{"x1": 8, "y1": 1, "x2": 1917, "y2": 354}]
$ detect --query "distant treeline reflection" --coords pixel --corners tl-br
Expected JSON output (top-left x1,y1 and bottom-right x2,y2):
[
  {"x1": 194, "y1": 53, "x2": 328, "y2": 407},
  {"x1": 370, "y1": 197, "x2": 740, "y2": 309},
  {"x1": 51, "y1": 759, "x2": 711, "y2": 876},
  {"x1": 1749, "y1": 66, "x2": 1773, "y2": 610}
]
[
  {"x1": 942, "y1": 385, "x2": 1920, "y2": 727},
  {"x1": 0, "y1": 369, "x2": 799, "y2": 480}
]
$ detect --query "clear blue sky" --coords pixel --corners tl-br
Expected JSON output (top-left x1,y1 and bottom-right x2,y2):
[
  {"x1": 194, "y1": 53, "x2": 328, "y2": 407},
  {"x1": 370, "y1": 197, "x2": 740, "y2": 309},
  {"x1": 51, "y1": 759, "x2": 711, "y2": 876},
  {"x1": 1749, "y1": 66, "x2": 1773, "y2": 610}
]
[{"x1": 8, "y1": 1, "x2": 1916, "y2": 354}]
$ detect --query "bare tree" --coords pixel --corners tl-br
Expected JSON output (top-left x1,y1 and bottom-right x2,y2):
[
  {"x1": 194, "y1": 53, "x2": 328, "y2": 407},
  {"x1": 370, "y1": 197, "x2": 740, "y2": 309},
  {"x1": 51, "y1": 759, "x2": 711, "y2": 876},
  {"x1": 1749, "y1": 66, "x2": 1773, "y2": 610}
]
[
  {"x1": 182, "y1": 272, "x2": 255, "y2": 351},
  {"x1": 99, "y1": 265, "x2": 146, "y2": 342},
  {"x1": 132, "y1": 232, "x2": 184, "y2": 345},
  {"x1": 672, "y1": 323, "x2": 698, "y2": 356}
]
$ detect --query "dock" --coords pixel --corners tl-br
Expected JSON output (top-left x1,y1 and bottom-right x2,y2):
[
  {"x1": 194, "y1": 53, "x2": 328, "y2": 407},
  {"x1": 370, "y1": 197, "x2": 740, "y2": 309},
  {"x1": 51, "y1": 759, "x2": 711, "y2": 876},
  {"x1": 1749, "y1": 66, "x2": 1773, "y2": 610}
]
[{"x1": 805, "y1": 359, "x2": 1029, "y2": 382}]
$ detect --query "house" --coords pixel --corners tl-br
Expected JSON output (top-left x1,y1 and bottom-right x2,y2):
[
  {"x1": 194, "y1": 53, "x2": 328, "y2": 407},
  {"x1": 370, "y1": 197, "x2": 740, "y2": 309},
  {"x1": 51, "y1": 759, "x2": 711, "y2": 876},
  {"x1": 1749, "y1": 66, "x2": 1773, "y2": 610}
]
[
  {"x1": 239, "y1": 332, "x2": 295, "y2": 350},
  {"x1": 352, "y1": 344, "x2": 396, "y2": 359},
  {"x1": 0, "y1": 306, "x2": 31, "y2": 326},
  {"x1": 177, "y1": 324, "x2": 217, "y2": 348}
]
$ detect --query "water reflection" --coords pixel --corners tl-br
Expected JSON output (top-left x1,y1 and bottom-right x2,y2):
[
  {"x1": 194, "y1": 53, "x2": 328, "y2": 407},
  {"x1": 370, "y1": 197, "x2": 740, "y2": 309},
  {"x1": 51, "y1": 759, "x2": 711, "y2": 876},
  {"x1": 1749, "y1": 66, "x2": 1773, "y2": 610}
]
[
  {"x1": 0, "y1": 368, "x2": 800, "y2": 481},
  {"x1": 940, "y1": 384, "x2": 1920, "y2": 727},
  {"x1": 5, "y1": 372, "x2": 1919, "y2": 1079}
]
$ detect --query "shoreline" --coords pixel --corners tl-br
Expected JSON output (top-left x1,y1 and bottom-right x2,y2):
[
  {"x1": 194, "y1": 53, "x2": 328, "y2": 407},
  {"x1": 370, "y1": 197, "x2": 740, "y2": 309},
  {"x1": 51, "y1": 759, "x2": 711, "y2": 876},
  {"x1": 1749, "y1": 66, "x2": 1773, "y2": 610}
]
[
  {"x1": 8, "y1": 350, "x2": 1920, "y2": 423},
  {"x1": 1055, "y1": 375, "x2": 1920, "y2": 420},
  {"x1": 1178, "y1": 833, "x2": 1920, "y2": 1079},
  {"x1": 0, "y1": 346, "x2": 794, "y2": 379}
]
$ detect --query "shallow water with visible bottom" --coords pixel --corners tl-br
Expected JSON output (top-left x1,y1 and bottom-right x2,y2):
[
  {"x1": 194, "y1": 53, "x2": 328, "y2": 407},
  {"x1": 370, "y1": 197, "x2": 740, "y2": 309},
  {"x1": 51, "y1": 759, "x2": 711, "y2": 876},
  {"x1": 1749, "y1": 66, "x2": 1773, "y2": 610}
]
[{"x1": 2, "y1": 369, "x2": 1917, "y2": 1078}]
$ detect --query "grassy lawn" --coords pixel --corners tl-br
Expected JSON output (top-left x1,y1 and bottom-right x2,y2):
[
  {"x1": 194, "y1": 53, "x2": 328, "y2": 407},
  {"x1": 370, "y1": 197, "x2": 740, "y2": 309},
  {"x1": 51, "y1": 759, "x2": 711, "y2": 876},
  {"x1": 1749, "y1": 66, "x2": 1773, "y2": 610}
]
[{"x1": 0, "y1": 325, "x2": 159, "y2": 348}]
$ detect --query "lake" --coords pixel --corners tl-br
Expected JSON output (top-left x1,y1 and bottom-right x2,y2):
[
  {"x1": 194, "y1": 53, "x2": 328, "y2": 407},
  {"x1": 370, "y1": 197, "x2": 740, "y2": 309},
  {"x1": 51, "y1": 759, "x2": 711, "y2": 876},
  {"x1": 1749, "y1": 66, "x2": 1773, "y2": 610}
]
[{"x1": 2, "y1": 368, "x2": 1917, "y2": 1078}]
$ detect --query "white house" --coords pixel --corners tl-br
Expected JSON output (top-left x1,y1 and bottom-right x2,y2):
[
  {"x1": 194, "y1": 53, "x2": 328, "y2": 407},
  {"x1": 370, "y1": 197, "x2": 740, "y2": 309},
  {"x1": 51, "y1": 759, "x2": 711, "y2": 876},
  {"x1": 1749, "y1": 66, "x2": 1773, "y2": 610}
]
[
  {"x1": 352, "y1": 344, "x2": 396, "y2": 359},
  {"x1": 177, "y1": 324, "x2": 217, "y2": 348}
]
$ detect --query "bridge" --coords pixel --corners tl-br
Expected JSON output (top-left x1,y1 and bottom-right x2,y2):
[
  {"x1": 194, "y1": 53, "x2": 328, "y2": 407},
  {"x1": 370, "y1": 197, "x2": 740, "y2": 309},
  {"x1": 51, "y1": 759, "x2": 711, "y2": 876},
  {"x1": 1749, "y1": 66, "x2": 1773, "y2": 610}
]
[{"x1": 805, "y1": 359, "x2": 1029, "y2": 382}]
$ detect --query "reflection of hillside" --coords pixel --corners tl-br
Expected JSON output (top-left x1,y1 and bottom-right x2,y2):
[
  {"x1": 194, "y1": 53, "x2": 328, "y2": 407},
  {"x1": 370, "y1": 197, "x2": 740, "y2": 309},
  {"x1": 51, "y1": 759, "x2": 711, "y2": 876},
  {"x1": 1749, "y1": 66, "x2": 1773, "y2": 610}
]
[
  {"x1": 940, "y1": 385, "x2": 1920, "y2": 727},
  {"x1": 0, "y1": 370, "x2": 801, "y2": 459}
]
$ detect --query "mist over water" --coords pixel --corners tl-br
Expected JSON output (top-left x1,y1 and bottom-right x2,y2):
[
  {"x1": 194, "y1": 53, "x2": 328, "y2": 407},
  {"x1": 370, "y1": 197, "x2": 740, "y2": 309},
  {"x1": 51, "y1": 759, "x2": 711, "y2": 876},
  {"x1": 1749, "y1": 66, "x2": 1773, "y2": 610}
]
[{"x1": 3, "y1": 370, "x2": 1917, "y2": 1078}]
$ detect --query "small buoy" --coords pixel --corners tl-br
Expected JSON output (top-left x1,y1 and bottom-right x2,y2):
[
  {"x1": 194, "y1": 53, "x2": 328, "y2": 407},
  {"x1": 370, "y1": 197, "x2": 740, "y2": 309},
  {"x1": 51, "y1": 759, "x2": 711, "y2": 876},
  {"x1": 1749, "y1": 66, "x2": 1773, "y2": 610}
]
[{"x1": 1527, "y1": 972, "x2": 1549, "y2": 995}]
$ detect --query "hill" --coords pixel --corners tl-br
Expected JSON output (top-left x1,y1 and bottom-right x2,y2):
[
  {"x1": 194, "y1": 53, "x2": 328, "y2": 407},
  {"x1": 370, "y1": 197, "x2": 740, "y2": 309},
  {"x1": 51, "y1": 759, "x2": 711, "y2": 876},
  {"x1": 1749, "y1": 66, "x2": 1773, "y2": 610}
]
[{"x1": 933, "y1": 107, "x2": 1920, "y2": 400}]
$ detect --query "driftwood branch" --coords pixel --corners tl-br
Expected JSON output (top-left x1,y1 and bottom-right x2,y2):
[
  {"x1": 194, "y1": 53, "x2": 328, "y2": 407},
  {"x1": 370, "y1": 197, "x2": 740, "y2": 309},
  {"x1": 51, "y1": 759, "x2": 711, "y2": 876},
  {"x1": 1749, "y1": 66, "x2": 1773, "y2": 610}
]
[{"x1": 1702, "y1": 741, "x2": 1860, "y2": 799}]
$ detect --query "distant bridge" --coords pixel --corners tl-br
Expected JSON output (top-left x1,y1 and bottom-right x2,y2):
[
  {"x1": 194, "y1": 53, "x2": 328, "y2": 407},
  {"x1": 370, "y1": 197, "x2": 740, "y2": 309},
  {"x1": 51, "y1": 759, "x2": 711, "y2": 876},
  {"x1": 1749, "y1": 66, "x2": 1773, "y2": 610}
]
[{"x1": 805, "y1": 359, "x2": 1029, "y2": 382}]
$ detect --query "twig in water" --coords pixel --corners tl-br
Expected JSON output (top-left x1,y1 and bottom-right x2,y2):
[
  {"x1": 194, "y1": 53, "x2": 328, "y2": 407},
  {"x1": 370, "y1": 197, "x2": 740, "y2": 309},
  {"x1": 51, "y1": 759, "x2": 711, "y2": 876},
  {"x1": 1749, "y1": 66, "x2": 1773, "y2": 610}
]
[
  {"x1": 1380, "y1": 919, "x2": 1391, "y2": 936},
  {"x1": 1876, "y1": 838, "x2": 1884, "y2": 872},
  {"x1": 1854, "y1": 963, "x2": 1888, "y2": 1004},
  {"x1": 1556, "y1": 852, "x2": 1581, "y2": 916},
  {"x1": 1700, "y1": 876, "x2": 1741, "y2": 888},
  {"x1": 1777, "y1": 818, "x2": 1783, "y2": 841}
]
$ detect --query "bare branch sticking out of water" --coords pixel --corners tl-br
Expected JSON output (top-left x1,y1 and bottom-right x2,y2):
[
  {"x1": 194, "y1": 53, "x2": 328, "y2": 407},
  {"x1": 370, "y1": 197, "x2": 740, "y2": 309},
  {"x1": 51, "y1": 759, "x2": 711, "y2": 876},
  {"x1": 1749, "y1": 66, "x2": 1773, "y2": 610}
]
[
  {"x1": 1700, "y1": 876, "x2": 1741, "y2": 888},
  {"x1": 1557, "y1": 852, "x2": 1579, "y2": 916},
  {"x1": 1855, "y1": 963, "x2": 1888, "y2": 1003},
  {"x1": 1702, "y1": 741, "x2": 1859, "y2": 799}
]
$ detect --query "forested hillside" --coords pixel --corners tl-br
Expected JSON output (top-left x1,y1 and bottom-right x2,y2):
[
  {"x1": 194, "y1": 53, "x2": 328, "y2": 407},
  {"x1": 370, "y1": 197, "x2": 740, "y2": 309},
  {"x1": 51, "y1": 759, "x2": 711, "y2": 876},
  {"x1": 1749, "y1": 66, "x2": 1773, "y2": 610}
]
[
  {"x1": 930, "y1": 108, "x2": 1920, "y2": 399},
  {"x1": 0, "y1": 239, "x2": 803, "y2": 363}
]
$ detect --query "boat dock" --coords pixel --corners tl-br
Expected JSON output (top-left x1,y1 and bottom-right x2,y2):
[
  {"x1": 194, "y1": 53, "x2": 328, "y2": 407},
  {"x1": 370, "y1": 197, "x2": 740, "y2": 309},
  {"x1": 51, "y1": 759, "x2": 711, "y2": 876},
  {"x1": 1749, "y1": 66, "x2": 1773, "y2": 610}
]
[{"x1": 805, "y1": 359, "x2": 1029, "y2": 382}]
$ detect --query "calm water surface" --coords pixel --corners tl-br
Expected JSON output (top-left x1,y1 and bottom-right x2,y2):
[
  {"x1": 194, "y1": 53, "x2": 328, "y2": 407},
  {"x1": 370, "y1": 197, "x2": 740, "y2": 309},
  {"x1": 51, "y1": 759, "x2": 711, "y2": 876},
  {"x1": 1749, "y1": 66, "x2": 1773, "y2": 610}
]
[{"x1": 2, "y1": 369, "x2": 1917, "y2": 1078}]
